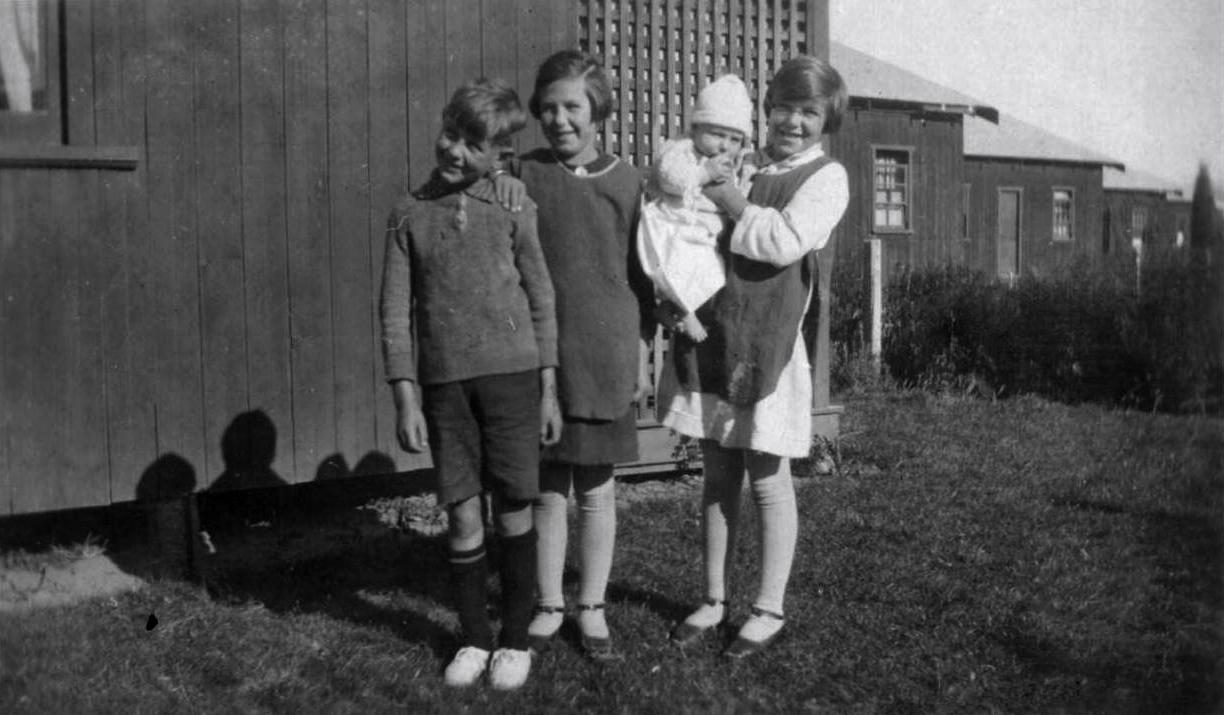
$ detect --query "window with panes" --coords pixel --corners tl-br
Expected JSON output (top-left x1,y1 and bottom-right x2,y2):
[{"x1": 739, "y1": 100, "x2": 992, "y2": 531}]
[
  {"x1": 0, "y1": 0, "x2": 61, "y2": 144},
  {"x1": 873, "y1": 148, "x2": 911, "y2": 232},
  {"x1": 1131, "y1": 206, "x2": 1150, "y2": 244},
  {"x1": 1052, "y1": 188, "x2": 1074, "y2": 241}
]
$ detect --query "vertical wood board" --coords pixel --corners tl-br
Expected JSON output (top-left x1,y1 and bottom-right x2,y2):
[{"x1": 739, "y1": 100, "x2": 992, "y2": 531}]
[
  {"x1": 325, "y1": 0, "x2": 376, "y2": 468},
  {"x1": 194, "y1": 0, "x2": 249, "y2": 485},
  {"x1": 240, "y1": 0, "x2": 295, "y2": 483},
  {"x1": 284, "y1": 0, "x2": 338, "y2": 480},
  {"x1": 367, "y1": 0, "x2": 410, "y2": 471}
]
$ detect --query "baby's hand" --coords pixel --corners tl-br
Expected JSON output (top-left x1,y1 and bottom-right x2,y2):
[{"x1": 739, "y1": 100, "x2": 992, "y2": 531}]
[
  {"x1": 702, "y1": 154, "x2": 737, "y2": 185},
  {"x1": 678, "y1": 313, "x2": 708, "y2": 343}
]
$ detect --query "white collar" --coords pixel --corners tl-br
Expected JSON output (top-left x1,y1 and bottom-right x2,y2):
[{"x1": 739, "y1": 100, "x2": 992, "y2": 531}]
[{"x1": 758, "y1": 143, "x2": 826, "y2": 175}]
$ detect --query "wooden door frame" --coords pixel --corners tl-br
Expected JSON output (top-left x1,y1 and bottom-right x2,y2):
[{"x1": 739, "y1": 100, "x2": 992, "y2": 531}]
[{"x1": 996, "y1": 186, "x2": 1023, "y2": 278}]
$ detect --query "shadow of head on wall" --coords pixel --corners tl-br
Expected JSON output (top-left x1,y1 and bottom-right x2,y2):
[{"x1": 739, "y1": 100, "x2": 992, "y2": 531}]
[
  {"x1": 208, "y1": 410, "x2": 287, "y2": 492},
  {"x1": 313, "y1": 451, "x2": 397, "y2": 481},
  {"x1": 135, "y1": 452, "x2": 197, "y2": 502}
]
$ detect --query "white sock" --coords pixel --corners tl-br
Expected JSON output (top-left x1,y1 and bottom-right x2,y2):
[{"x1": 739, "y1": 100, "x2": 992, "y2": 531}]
[
  {"x1": 700, "y1": 441, "x2": 743, "y2": 612},
  {"x1": 575, "y1": 466, "x2": 615, "y2": 640},
  {"x1": 533, "y1": 466, "x2": 570, "y2": 612},
  {"x1": 747, "y1": 453, "x2": 796, "y2": 615}
]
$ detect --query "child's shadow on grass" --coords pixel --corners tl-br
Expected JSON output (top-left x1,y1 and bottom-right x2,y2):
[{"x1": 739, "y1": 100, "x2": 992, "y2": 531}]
[
  {"x1": 605, "y1": 578, "x2": 693, "y2": 626},
  {"x1": 536, "y1": 565, "x2": 695, "y2": 653},
  {"x1": 201, "y1": 507, "x2": 459, "y2": 660}
]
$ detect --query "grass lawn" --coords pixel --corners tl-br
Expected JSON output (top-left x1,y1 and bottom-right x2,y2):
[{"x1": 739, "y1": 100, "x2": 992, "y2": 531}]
[{"x1": 1, "y1": 389, "x2": 1220, "y2": 713}]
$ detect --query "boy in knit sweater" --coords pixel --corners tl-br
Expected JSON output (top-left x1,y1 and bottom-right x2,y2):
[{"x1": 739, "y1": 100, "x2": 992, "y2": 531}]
[
  {"x1": 638, "y1": 74, "x2": 758, "y2": 342},
  {"x1": 379, "y1": 78, "x2": 560, "y2": 691}
]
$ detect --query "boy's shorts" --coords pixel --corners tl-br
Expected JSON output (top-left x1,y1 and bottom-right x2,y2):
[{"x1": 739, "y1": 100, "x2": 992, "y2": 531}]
[{"x1": 422, "y1": 369, "x2": 541, "y2": 507}]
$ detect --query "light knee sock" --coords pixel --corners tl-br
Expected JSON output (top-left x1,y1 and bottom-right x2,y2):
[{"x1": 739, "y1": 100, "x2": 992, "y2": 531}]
[
  {"x1": 533, "y1": 469, "x2": 570, "y2": 610},
  {"x1": 575, "y1": 466, "x2": 616, "y2": 638},
  {"x1": 749, "y1": 456, "x2": 797, "y2": 616},
  {"x1": 700, "y1": 441, "x2": 744, "y2": 604}
]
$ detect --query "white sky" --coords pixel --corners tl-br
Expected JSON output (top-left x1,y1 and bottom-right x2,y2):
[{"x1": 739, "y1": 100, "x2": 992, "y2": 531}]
[{"x1": 831, "y1": 0, "x2": 1224, "y2": 193}]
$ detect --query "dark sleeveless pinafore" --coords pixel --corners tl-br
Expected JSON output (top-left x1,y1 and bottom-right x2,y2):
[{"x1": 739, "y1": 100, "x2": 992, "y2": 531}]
[{"x1": 675, "y1": 156, "x2": 835, "y2": 405}]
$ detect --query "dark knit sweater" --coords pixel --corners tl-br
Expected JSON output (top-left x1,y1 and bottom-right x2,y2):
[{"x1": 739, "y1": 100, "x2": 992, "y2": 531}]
[
  {"x1": 517, "y1": 150, "x2": 655, "y2": 420},
  {"x1": 679, "y1": 156, "x2": 835, "y2": 404},
  {"x1": 380, "y1": 176, "x2": 558, "y2": 385}
]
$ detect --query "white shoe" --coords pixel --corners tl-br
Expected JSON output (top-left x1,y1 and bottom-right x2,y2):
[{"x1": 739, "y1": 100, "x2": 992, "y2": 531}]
[
  {"x1": 443, "y1": 646, "x2": 490, "y2": 687},
  {"x1": 488, "y1": 648, "x2": 532, "y2": 691}
]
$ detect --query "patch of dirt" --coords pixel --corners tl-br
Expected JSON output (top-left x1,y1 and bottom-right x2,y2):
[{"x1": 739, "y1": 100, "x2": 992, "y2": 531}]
[{"x1": 0, "y1": 553, "x2": 144, "y2": 613}]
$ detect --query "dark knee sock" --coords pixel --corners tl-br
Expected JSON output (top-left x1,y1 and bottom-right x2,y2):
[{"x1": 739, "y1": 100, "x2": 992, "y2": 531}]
[
  {"x1": 449, "y1": 544, "x2": 494, "y2": 651},
  {"x1": 498, "y1": 529, "x2": 538, "y2": 651}
]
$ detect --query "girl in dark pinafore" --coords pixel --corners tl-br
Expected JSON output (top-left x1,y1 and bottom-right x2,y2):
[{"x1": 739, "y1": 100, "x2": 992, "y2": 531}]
[
  {"x1": 513, "y1": 50, "x2": 656, "y2": 659},
  {"x1": 657, "y1": 55, "x2": 850, "y2": 658}
]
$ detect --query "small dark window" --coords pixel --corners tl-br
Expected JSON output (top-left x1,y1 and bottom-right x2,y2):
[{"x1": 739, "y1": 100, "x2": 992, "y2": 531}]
[{"x1": 961, "y1": 182, "x2": 971, "y2": 238}]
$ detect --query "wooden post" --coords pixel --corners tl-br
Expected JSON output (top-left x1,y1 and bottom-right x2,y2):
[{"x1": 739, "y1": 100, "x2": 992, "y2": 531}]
[
  {"x1": 807, "y1": 0, "x2": 839, "y2": 426},
  {"x1": 866, "y1": 237, "x2": 883, "y2": 373},
  {"x1": 142, "y1": 494, "x2": 201, "y2": 581},
  {"x1": 810, "y1": 245, "x2": 843, "y2": 441},
  {"x1": 1131, "y1": 235, "x2": 1143, "y2": 295}
]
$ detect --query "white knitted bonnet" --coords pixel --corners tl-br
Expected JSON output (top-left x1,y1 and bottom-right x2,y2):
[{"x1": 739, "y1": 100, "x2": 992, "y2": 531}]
[{"x1": 691, "y1": 74, "x2": 754, "y2": 137}]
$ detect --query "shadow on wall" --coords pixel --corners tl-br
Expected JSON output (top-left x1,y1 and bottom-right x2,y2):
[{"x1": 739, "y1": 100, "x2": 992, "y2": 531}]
[
  {"x1": 313, "y1": 451, "x2": 399, "y2": 481},
  {"x1": 207, "y1": 410, "x2": 288, "y2": 493},
  {"x1": 135, "y1": 452, "x2": 197, "y2": 502},
  {"x1": 0, "y1": 408, "x2": 412, "y2": 555}
]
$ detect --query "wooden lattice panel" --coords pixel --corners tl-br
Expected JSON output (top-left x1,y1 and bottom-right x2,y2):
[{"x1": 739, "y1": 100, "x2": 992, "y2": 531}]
[{"x1": 577, "y1": 0, "x2": 812, "y2": 166}]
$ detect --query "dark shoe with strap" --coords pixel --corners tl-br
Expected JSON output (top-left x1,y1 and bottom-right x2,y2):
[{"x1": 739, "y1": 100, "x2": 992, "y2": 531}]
[
  {"x1": 527, "y1": 604, "x2": 565, "y2": 653},
  {"x1": 723, "y1": 606, "x2": 785, "y2": 659},
  {"x1": 669, "y1": 598, "x2": 728, "y2": 646},
  {"x1": 576, "y1": 603, "x2": 616, "y2": 661}
]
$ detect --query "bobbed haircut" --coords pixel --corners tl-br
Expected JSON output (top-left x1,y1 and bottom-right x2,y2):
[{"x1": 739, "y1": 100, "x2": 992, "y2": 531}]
[
  {"x1": 763, "y1": 56, "x2": 848, "y2": 134},
  {"x1": 442, "y1": 78, "x2": 527, "y2": 147},
  {"x1": 528, "y1": 49, "x2": 613, "y2": 124}
]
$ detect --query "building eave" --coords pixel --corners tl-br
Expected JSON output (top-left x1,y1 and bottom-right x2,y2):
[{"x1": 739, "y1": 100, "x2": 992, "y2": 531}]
[
  {"x1": 965, "y1": 152, "x2": 1126, "y2": 171},
  {"x1": 850, "y1": 96, "x2": 999, "y2": 124}
]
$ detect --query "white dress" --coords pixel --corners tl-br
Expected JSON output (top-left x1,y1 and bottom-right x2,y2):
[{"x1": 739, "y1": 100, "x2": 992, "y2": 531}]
[
  {"x1": 637, "y1": 137, "x2": 754, "y2": 314},
  {"x1": 655, "y1": 143, "x2": 849, "y2": 458}
]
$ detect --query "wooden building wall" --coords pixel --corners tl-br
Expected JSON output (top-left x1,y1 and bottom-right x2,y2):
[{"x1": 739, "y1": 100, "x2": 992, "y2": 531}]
[
  {"x1": 1103, "y1": 189, "x2": 1190, "y2": 261},
  {"x1": 826, "y1": 106, "x2": 966, "y2": 286},
  {"x1": 1, "y1": 0, "x2": 831, "y2": 517},
  {"x1": 964, "y1": 157, "x2": 1105, "y2": 278},
  {"x1": 0, "y1": 0, "x2": 577, "y2": 515}
]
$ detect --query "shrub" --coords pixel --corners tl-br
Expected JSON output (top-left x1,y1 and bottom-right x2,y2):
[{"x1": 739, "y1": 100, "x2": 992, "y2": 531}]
[{"x1": 859, "y1": 259, "x2": 1222, "y2": 413}]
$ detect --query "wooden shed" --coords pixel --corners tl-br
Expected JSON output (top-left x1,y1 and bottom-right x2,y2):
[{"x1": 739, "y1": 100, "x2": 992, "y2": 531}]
[
  {"x1": 0, "y1": 0, "x2": 834, "y2": 526},
  {"x1": 964, "y1": 113, "x2": 1124, "y2": 279},
  {"x1": 827, "y1": 42, "x2": 998, "y2": 285}
]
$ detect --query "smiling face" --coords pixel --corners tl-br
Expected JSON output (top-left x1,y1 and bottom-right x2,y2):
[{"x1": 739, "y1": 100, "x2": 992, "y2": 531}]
[
  {"x1": 691, "y1": 124, "x2": 745, "y2": 158},
  {"x1": 765, "y1": 98, "x2": 827, "y2": 161},
  {"x1": 434, "y1": 123, "x2": 496, "y2": 185},
  {"x1": 535, "y1": 76, "x2": 599, "y2": 166}
]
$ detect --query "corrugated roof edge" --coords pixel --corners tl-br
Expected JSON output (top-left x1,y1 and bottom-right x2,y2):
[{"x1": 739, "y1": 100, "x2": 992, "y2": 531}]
[{"x1": 832, "y1": 42, "x2": 1000, "y2": 124}]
